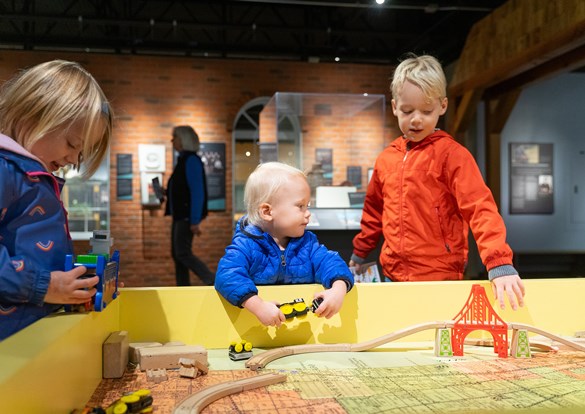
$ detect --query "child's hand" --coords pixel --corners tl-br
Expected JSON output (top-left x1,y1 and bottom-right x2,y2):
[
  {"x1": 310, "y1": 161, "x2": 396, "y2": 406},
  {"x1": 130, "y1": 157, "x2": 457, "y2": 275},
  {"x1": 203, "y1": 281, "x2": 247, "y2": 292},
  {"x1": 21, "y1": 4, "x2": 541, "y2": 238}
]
[
  {"x1": 348, "y1": 259, "x2": 364, "y2": 274},
  {"x1": 243, "y1": 295, "x2": 285, "y2": 327},
  {"x1": 313, "y1": 280, "x2": 347, "y2": 319},
  {"x1": 44, "y1": 266, "x2": 99, "y2": 304},
  {"x1": 491, "y1": 275, "x2": 525, "y2": 311}
]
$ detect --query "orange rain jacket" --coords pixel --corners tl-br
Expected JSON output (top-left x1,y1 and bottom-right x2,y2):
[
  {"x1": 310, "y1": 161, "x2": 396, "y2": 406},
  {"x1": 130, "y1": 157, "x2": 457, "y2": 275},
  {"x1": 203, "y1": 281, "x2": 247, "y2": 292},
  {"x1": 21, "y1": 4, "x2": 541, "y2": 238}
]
[{"x1": 353, "y1": 130, "x2": 514, "y2": 281}]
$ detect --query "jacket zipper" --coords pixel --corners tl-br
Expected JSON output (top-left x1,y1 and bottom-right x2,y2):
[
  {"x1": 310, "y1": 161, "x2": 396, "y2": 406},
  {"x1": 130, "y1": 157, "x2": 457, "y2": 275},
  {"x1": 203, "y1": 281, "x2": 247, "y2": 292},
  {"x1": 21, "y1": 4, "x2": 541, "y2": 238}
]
[
  {"x1": 398, "y1": 151, "x2": 408, "y2": 254},
  {"x1": 435, "y1": 207, "x2": 451, "y2": 253},
  {"x1": 280, "y1": 253, "x2": 286, "y2": 267}
]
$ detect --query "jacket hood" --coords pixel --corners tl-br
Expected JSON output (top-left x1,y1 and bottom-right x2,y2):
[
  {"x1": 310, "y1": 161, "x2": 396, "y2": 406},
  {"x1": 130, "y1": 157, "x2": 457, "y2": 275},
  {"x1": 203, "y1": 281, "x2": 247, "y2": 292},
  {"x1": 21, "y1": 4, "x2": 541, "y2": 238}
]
[{"x1": 0, "y1": 134, "x2": 43, "y2": 162}]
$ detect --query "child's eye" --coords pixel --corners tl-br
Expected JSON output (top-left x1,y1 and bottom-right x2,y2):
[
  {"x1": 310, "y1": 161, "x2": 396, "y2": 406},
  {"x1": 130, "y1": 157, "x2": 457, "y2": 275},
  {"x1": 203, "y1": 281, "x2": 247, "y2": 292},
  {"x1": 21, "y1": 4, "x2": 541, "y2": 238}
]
[{"x1": 402, "y1": 110, "x2": 413, "y2": 115}]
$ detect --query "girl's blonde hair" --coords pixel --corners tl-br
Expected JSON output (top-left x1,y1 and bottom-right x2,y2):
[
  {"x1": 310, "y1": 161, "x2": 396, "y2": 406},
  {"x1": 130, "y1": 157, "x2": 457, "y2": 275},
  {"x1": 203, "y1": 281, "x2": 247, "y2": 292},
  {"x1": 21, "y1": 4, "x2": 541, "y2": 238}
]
[
  {"x1": 0, "y1": 59, "x2": 113, "y2": 178},
  {"x1": 244, "y1": 162, "x2": 306, "y2": 226},
  {"x1": 391, "y1": 54, "x2": 446, "y2": 101},
  {"x1": 172, "y1": 125, "x2": 200, "y2": 152}
]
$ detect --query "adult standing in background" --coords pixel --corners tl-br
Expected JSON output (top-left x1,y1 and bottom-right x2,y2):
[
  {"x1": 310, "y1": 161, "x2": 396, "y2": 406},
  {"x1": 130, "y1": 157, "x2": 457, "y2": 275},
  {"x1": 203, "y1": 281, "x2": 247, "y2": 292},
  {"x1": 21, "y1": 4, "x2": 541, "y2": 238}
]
[{"x1": 165, "y1": 126, "x2": 215, "y2": 286}]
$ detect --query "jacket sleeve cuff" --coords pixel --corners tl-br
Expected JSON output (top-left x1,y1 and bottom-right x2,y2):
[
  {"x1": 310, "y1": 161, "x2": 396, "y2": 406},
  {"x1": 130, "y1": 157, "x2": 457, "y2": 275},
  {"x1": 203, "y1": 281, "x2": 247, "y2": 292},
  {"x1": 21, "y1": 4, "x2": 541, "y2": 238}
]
[
  {"x1": 350, "y1": 253, "x2": 365, "y2": 264},
  {"x1": 334, "y1": 277, "x2": 353, "y2": 292},
  {"x1": 32, "y1": 270, "x2": 51, "y2": 306},
  {"x1": 488, "y1": 265, "x2": 518, "y2": 281},
  {"x1": 237, "y1": 292, "x2": 257, "y2": 308}
]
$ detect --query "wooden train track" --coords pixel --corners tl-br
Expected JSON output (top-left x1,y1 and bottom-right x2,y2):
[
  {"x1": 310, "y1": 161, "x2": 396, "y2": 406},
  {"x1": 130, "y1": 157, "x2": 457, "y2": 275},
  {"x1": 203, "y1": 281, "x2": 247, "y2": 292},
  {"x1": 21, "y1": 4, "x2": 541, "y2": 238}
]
[
  {"x1": 172, "y1": 372, "x2": 286, "y2": 414},
  {"x1": 245, "y1": 321, "x2": 585, "y2": 370},
  {"x1": 246, "y1": 321, "x2": 455, "y2": 370}
]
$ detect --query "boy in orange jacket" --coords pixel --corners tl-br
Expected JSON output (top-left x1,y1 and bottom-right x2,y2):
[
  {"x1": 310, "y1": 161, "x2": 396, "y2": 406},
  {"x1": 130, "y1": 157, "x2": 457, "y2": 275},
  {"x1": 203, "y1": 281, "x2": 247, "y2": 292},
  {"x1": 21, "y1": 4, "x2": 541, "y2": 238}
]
[{"x1": 350, "y1": 54, "x2": 525, "y2": 310}]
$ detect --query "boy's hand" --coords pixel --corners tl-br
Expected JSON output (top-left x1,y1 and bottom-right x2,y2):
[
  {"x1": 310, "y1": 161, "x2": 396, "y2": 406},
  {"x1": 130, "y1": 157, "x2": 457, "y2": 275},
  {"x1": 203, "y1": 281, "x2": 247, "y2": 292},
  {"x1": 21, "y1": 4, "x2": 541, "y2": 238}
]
[
  {"x1": 44, "y1": 266, "x2": 99, "y2": 304},
  {"x1": 491, "y1": 275, "x2": 525, "y2": 311},
  {"x1": 243, "y1": 295, "x2": 285, "y2": 327},
  {"x1": 348, "y1": 259, "x2": 363, "y2": 275},
  {"x1": 313, "y1": 280, "x2": 347, "y2": 319}
]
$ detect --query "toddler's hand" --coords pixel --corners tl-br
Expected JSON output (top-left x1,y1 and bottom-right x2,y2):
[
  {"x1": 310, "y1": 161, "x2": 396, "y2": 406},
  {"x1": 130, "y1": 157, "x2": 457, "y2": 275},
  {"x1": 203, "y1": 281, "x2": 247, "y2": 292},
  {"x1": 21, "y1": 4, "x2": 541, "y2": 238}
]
[
  {"x1": 313, "y1": 280, "x2": 347, "y2": 319},
  {"x1": 44, "y1": 266, "x2": 99, "y2": 304},
  {"x1": 243, "y1": 295, "x2": 285, "y2": 327}
]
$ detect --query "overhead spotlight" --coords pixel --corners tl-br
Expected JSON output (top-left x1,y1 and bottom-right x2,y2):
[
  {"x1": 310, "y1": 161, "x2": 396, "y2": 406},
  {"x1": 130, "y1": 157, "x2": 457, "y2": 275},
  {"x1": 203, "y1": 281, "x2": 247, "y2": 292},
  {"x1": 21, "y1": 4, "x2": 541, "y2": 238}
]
[
  {"x1": 376, "y1": 0, "x2": 385, "y2": 4},
  {"x1": 335, "y1": 56, "x2": 340, "y2": 62}
]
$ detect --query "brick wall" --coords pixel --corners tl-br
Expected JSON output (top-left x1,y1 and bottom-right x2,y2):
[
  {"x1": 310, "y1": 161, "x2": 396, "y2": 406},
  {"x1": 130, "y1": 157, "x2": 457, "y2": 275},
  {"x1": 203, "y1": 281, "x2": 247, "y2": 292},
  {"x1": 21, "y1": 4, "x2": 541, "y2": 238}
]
[{"x1": 0, "y1": 50, "x2": 399, "y2": 287}]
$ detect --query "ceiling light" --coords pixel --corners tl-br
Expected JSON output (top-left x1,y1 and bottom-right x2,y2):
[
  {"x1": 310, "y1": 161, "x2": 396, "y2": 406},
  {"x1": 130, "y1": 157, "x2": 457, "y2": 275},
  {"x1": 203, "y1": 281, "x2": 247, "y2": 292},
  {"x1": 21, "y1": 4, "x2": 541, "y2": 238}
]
[{"x1": 376, "y1": 0, "x2": 385, "y2": 4}]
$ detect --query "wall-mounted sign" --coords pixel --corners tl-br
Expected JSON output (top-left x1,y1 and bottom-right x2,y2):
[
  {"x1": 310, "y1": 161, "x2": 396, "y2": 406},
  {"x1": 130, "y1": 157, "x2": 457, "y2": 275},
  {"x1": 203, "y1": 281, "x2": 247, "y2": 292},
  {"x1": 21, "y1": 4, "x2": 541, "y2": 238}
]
[
  {"x1": 509, "y1": 143, "x2": 553, "y2": 214},
  {"x1": 138, "y1": 144, "x2": 166, "y2": 172},
  {"x1": 200, "y1": 142, "x2": 226, "y2": 211}
]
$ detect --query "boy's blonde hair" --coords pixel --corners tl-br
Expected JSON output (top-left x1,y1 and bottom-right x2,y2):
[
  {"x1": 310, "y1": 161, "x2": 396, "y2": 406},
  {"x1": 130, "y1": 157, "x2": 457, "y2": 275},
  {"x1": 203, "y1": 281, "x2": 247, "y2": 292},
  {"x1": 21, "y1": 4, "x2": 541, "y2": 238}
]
[
  {"x1": 0, "y1": 60, "x2": 113, "y2": 178},
  {"x1": 244, "y1": 162, "x2": 306, "y2": 226},
  {"x1": 391, "y1": 54, "x2": 446, "y2": 101},
  {"x1": 172, "y1": 125, "x2": 200, "y2": 152}
]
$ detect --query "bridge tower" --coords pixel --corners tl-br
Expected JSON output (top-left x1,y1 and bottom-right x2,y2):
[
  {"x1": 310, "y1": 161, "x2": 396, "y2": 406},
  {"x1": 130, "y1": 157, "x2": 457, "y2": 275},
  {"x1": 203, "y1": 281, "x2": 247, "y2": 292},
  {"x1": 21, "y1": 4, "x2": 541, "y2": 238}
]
[{"x1": 451, "y1": 284, "x2": 508, "y2": 357}]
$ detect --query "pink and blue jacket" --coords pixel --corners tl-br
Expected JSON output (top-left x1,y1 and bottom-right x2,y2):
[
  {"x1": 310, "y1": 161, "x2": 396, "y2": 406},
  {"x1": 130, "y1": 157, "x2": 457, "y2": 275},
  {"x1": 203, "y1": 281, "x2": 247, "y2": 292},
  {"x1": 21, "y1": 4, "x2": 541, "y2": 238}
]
[{"x1": 0, "y1": 134, "x2": 72, "y2": 340}]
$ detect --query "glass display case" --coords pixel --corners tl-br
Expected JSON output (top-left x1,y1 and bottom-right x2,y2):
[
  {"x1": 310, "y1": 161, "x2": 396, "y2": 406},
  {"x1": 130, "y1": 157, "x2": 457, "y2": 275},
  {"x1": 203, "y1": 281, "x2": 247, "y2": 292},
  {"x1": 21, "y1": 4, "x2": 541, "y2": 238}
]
[{"x1": 259, "y1": 92, "x2": 385, "y2": 193}]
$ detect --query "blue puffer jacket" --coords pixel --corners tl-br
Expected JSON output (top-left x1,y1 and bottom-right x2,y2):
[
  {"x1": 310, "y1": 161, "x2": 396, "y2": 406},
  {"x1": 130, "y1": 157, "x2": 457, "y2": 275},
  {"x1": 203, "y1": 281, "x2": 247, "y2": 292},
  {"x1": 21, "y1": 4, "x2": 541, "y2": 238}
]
[
  {"x1": 0, "y1": 135, "x2": 73, "y2": 340},
  {"x1": 215, "y1": 216, "x2": 354, "y2": 307}
]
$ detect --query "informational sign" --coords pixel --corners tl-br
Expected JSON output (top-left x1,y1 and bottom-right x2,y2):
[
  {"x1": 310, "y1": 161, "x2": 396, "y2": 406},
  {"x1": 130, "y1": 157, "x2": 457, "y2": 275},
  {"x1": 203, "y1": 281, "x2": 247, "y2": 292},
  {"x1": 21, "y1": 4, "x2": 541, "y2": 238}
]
[
  {"x1": 199, "y1": 142, "x2": 226, "y2": 211},
  {"x1": 347, "y1": 165, "x2": 362, "y2": 189},
  {"x1": 116, "y1": 153, "x2": 133, "y2": 201},
  {"x1": 509, "y1": 143, "x2": 553, "y2": 214}
]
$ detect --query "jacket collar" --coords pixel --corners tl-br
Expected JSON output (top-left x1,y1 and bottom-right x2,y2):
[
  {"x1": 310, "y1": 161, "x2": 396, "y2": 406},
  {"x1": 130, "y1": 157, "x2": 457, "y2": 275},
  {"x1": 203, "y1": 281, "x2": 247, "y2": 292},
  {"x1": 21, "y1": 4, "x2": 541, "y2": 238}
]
[{"x1": 391, "y1": 129, "x2": 452, "y2": 152}]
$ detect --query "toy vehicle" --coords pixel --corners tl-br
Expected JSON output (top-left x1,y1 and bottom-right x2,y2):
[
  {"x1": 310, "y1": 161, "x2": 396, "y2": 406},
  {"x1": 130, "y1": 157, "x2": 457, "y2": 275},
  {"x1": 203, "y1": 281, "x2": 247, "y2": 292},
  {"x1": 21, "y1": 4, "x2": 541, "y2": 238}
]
[
  {"x1": 311, "y1": 297, "x2": 323, "y2": 312},
  {"x1": 71, "y1": 390, "x2": 152, "y2": 414},
  {"x1": 64, "y1": 230, "x2": 120, "y2": 312},
  {"x1": 278, "y1": 298, "x2": 309, "y2": 319},
  {"x1": 229, "y1": 340, "x2": 253, "y2": 361},
  {"x1": 107, "y1": 389, "x2": 153, "y2": 414}
]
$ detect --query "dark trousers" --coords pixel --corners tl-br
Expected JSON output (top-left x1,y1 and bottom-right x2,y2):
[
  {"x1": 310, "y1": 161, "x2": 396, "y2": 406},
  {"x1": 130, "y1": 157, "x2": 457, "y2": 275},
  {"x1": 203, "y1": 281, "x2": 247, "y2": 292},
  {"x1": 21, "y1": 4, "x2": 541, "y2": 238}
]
[{"x1": 171, "y1": 220, "x2": 215, "y2": 286}]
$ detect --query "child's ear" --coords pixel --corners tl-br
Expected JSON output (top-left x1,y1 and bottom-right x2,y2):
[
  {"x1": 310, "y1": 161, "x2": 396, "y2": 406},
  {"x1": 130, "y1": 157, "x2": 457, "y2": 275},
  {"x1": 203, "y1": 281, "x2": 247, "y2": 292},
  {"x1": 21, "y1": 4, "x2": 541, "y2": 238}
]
[
  {"x1": 439, "y1": 97, "x2": 448, "y2": 115},
  {"x1": 259, "y1": 202, "x2": 273, "y2": 222},
  {"x1": 391, "y1": 99, "x2": 397, "y2": 116}
]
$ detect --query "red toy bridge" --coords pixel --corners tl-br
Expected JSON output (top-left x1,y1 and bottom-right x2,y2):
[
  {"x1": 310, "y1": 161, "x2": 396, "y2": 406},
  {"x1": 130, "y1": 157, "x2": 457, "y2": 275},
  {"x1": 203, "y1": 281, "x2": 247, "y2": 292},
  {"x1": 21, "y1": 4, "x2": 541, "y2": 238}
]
[{"x1": 451, "y1": 284, "x2": 508, "y2": 357}]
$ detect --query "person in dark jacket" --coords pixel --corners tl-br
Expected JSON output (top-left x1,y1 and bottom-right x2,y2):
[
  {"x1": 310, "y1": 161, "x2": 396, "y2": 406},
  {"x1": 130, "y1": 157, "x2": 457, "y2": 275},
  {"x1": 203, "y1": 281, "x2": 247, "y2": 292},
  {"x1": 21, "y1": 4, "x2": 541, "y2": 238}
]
[
  {"x1": 165, "y1": 126, "x2": 215, "y2": 286},
  {"x1": 0, "y1": 60, "x2": 113, "y2": 340},
  {"x1": 215, "y1": 162, "x2": 354, "y2": 327}
]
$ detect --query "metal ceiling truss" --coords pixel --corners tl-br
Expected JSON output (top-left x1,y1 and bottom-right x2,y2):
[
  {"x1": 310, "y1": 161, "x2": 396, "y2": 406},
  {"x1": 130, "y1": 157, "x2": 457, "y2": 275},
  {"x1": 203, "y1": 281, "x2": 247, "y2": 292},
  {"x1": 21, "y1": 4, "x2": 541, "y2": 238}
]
[{"x1": 0, "y1": 0, "x2": 505, "y2": 65}]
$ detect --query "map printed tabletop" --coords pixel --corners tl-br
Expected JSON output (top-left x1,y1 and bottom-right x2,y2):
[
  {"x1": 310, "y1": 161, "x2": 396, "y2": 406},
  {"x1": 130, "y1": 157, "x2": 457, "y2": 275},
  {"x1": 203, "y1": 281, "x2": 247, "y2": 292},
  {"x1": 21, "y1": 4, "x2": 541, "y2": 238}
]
[{"x1": 87, "y1": 345, "x2": 585, "y2": 413}]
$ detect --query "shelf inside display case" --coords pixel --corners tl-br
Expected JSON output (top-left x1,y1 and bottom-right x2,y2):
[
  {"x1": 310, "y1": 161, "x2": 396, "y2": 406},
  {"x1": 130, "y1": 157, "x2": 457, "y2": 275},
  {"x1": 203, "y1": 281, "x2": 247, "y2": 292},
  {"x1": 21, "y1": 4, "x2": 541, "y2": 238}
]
[{"x1": 307, "y1": 208, "x2": 362, "y2": 230}]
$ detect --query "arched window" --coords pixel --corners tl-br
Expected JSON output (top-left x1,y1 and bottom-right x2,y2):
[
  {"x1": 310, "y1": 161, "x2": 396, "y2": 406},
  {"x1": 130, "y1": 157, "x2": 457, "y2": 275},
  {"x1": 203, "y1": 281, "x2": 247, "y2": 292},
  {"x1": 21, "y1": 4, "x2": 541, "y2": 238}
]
[{"x1": 232, "y1": 97, "x2": 302, "y2": 223}]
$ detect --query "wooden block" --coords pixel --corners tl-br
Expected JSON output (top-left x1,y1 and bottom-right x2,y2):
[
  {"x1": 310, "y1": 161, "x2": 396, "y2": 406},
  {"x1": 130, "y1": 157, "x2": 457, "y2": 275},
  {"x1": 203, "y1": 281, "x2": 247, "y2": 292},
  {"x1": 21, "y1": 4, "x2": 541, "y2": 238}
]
[
  {"x1": 146, "y1": 368, "x2": 168, "y2": 383},
  {"x1": 179, "y1": 366, "x2": 197, "y2": 378},
  {"x1": 138, "y1": 345, "x2": 207, "y2": 371},
  {"x1": 164, "y1": 341, "x2": 185, "y2": 347},
  {"x1": 129, "y1": 342, "x2": 162, "y2": 364},
  {"x1": 194, "y1": 360, "x2": 208, "y2": 375},
  {"x1": 103, "y1": 331, "x2": 129, "y2": 379},
  {"x1": 179, "y1": 357, "x2": 195, "y2": 367}
]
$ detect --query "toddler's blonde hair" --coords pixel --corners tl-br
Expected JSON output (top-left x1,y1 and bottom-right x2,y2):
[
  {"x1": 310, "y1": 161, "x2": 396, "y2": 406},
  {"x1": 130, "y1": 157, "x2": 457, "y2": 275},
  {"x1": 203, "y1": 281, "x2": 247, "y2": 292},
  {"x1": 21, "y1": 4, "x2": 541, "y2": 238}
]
[
  {"x1": 244, "y1": 162, "x2": 306, "y2": 226},
  {"x1": 391, "y1": 54, "x2": 446, "y2": 101},
  {"x1": 0, "y1": 60, "x2": 113, "y2": 178}
]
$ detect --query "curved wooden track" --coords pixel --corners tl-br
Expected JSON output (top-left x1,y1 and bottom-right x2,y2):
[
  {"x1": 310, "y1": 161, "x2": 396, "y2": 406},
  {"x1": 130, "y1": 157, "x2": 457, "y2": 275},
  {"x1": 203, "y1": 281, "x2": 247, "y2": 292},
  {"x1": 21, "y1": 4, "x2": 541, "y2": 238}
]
[
  {"x1": 246, "y1": 321, "x2": 585, "y2": 371},
  {"x1": 246, "y1": 321, "x2": 455, "y2": 370},
  {"x1": 509, "y1": 323, "x2": 585, "y2": 352},
  {"x1": 172, "y1": 372, "x2": 286, "y2": 414}
]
